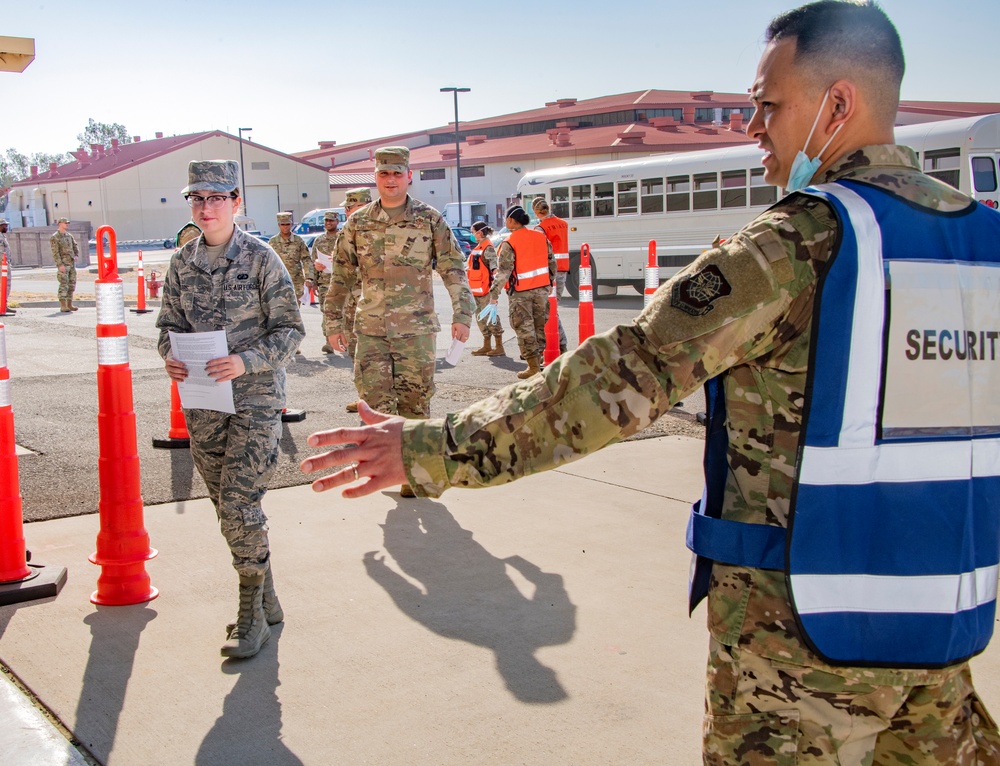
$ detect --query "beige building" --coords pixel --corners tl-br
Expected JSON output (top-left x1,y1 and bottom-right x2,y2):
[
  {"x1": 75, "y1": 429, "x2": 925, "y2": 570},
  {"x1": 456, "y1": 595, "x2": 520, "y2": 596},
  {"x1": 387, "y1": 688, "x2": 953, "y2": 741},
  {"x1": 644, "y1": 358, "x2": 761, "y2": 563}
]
[{"x1": 6, "y1": 131, "x2": 330, "y2": 241}]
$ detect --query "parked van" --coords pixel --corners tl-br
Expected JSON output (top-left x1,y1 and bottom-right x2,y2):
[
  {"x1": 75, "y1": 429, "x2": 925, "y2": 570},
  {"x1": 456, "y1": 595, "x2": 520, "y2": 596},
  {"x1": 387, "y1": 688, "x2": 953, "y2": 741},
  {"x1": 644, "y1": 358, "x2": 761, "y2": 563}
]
[{"x1": 295, "y1": 207, "x2": 346, "y2": 234}]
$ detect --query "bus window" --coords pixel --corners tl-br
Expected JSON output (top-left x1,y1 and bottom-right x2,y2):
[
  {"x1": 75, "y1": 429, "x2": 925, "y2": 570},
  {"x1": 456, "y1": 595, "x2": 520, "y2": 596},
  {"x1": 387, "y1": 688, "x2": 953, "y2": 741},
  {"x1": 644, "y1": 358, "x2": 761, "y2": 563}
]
[
  {"x1": 693, "y1": 173, "x2": 718, "y2": 210},
  {"x1": 641, "y1": 177, "x2": 664, "y2": 214},
  {"x1": 617, "y1": 181, "x2": 638, "y2": 215},
  {"x1": 551, "y1": 186, "x2": 569, "y2": 218},
  {"x1": 973, "y1": 156, "x2": 998, "y2": 193},
  {"x1": 666, "y1": 175, "x2": 690, "y2": 212},
  {"x1": 522, "y1": 193, "x2": 543, "y2": 214},
  {"x1": 750, "y1": 168, "x2": 778, "y2": 206},
  {"x1": 572, "y1": 184, "x2": 592, "y2": 217},
  {"x1": 595, "y1": 182, "x2": 615, "y2": 216},
  {"x1": 721, "y1": 170, "x2": 748, "y2": 208},
  {"x1": 924, "y1": 148, "x2": 961, "y2": 189}
]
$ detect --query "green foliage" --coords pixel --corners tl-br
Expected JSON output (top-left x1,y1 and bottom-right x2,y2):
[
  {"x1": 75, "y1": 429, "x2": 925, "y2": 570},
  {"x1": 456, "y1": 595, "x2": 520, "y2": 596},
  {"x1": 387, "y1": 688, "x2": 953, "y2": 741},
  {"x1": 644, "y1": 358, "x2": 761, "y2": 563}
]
[{"x1": 76, "y1": 118, "x2": 131, "y2": 150}]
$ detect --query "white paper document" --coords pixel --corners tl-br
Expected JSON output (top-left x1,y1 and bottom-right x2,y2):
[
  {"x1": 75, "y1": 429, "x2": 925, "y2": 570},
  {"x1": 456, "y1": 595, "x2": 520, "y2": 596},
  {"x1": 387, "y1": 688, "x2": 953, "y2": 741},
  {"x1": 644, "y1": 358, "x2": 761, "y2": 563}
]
[
  {"x1": 315, "y1": 249, "x2": 333, "y2": 272},
  {"x1": 445, "y1": 338, "x2": 465, "y2": 366},
  {"x1": 168, "y1": 330, "x2": 236, "y2": 414}
]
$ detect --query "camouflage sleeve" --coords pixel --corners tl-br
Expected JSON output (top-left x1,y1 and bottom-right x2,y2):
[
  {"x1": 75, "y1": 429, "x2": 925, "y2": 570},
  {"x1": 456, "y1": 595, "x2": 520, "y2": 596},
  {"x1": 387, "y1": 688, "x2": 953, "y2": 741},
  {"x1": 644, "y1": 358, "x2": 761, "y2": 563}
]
[
  {"x1": 155, "y1": 254, "x2": 193, "y2": 360},
  {"x1": 401, "y1": 201, "x2": 833, "y2": 497},
  {"x1": 325, "y1": 221, "x2": 358, "y2": 336},
  {"x1": 546, "y1": 239, "x2": 556, "y2": 282},
  {"x1": 488, "y1": 241, "x2": 515, "y2": 302},
  {"x1": 237, "y1": 250, "x2": 305, "y2": 373},
  {"x1": 299, "y1": 239, "x2": 316, "y2": 282},
  {"x1": 483, "y1": 244, "x2": 498, "y2": 271},
  {"x1": 432, "y1": 216, "x2": 474, "y2": 327},
  {"x1": 71, "y1": 235, "x2": 80, "y2": 259}
]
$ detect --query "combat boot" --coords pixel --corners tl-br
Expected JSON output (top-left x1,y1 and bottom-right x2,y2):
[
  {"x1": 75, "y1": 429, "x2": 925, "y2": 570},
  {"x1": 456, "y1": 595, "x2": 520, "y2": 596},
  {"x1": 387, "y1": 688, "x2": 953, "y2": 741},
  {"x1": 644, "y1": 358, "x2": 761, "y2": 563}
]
[
  {"x1": 67, "y1": 298, "x2": 78, "y2": 311},
  {"x1": 470, "y1": 337, "x2": 492, "y2": 356},
  {"x1": 221, "y1": 573, "x2": 271, "y2": 659},
  {"x1": 345, "y1": 400, "x2": 359, "y2": 413},
  {"x1": 516, "y1": 356, "x2": 541, "y2": 380},
  {"x1": 59, "y1": 300, "x2": 71, "y2": 313},
  {"x1": 226, "y1": 563, "x2": 283, "y2": 635},
  {"x1": 400, "y1": 483, "x2": 416, "y2": 498},
  {"x1": 486, "y1": 337, "x2": 506, "y2": 357}
]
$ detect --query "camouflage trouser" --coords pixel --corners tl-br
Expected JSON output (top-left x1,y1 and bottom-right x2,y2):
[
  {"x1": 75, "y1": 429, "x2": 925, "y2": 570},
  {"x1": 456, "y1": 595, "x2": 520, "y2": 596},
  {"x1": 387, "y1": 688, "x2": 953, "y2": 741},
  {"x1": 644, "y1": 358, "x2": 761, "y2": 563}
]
[
  {"x1": 474, "y1": 294, "x2": 503, "y2": 339},
  {"x1": 703, "y1": 637, "x2": 1000, "y2": 765},
  {"x1": 185, "y1": 408, "x2": 282, "y2": 578},
  {"x1": 315, "y1": 272, "x2": 330, "y2": 313},
  {"x1": 291, "y1": 277, "x2": 305, "y2": 302},
  {"x1": 508, "y1": 287, "x2": 549, "y2": 361},
  {"x1": 554, "y1": 271, "x2": 568, "y2": 352},
  {"x1": 344, "y1": 288, "x2": 358, "y2": 360},
  {"x1": 354, "y1": 333, "x2": 435, "y2": 418},
  {"x1": 57, "y1": 265, "x2": 76, "y2": 301}
]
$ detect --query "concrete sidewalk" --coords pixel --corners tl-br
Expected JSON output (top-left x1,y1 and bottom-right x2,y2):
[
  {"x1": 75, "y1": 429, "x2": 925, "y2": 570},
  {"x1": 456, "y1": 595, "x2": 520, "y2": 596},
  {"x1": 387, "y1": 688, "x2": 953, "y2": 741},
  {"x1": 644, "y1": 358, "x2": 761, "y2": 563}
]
[{"x1": 3, "y1": 435, "x2": 1000, "y2": 765}]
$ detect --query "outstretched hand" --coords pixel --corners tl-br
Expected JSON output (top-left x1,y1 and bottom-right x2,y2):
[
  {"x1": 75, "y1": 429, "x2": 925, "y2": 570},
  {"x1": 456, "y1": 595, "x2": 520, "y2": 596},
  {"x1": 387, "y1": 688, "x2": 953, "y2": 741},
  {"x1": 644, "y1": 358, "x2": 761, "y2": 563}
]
[{"x1": 300, "y1": 401, "x2": 408, "y2": 498}]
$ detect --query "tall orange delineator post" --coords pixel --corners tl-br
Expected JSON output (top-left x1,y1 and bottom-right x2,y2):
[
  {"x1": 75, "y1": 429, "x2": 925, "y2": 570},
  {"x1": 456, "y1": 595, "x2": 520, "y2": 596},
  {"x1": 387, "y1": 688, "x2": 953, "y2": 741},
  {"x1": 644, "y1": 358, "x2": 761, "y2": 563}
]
[
  {"x1": 130, "y1": 249, "x2": 151, "y2": 315},
  {"x1": 543, "y1": 280, "x2": 560, "y2": 365},
  {"x1": 89, "y1": 225, "x2": 158, "y2": 606},
  {"x1": 644, "y1": 239, "x2": 659, "y2": 308},
  {"x1": 152, "y1": 380, "x2": 191, "y2": 449},
  {"x1": 578, "y1": 243, "x2": 595, "y2": 343},
  {"x1": 309, "y1": 283, "x2": 318, "y2": 306},
  {"x1": 0, "y1": 253, "x2": 15, "y2": 317},
  {"x1": 0, "y1": 323, "x2": 67, "y2": 606}
]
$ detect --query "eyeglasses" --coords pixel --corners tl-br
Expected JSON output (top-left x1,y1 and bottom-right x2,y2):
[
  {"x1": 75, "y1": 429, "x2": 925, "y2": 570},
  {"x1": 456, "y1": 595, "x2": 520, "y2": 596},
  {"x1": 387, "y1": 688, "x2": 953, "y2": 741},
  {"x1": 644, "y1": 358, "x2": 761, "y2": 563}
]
[{"x1": 185, "y1": 194, "x2": 237, "y2": 209}]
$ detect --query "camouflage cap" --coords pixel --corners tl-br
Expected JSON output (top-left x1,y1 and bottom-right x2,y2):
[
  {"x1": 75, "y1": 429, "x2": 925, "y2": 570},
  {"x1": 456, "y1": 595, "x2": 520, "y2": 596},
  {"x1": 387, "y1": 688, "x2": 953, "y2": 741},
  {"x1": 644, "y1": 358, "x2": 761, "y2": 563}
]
[
  {"x1": 277, "y1": 212, "x2": 293, "y2": 224},
  {"x1": 182, "y1": 160, "x2": 240, "y2": 194},
  {"x1": 56, "y1": 217, "x2": 70, "y2": 224},
  {"x1": 323, "y1": 210, "x2": 340, "y2": 221},
  {"x1": 374, "y1": 146, "x2": 409, "y2": 173},
  {"x1": 176, "y1": 221, "x2": 201, "y2": 248},
  {"x1": 341, "y1": 187, "x2": 373, "y2": 207}
]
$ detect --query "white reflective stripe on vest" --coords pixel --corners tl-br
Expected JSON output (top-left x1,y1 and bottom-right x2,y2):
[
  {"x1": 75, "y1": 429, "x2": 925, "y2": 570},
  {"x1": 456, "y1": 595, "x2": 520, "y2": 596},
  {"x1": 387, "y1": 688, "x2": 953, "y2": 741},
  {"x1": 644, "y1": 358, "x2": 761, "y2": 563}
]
[
  {"x1": 516, "y1": 266, "x2": 548, "y2": 280},
  {"x1": 801, "y1": 437, "x2": 1000, "y2": 484},
  {"x1": 791, "y1": 564, "x2": 999, "y2": 615},
  {"x1": 554, "y1": 254, "x2": 570, "y2": 263}
]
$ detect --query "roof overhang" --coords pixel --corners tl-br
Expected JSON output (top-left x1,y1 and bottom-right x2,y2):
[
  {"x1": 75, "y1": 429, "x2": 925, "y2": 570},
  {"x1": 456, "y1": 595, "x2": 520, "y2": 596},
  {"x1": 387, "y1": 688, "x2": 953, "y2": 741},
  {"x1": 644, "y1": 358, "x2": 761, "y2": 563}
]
[{"x1": 0, "y1": 36, "x2": 35, "y2": 73}]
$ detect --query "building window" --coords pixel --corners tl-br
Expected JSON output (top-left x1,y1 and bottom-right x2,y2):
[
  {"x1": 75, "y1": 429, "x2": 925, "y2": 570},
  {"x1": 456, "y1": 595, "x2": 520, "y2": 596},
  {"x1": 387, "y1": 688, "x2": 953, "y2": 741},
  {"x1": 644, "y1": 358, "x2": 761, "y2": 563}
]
[
  {"x1": 617, "y1": 181, "x2": 638, "y2": 215},
  {"x1": 923, "y1": 148, "x2": 961, "y2": 189},
  {"x1": 666, "y1": 175, "x2": 691, "y2": 212},
  {"x1": 594, "y1": 182, "x2": 614, "y2": 216},
  {"x1": 420, "y1": 168, "x2": 446, "y2": 181},
  {"x1": 693, "y1": 173, "x2": 718, "y2": 210},
  {"x1": 972, "y1": 156, "x2": 997, "y2": 193},
  {"x1": 641, "y1": 177, "x2": 664, "y2": 214},
  {"x1": 459, "y1": 165, "x2": 485, "y2": 178},
  {"x1": 551, "y1": 186, "x2": 570, "y2": 218},
  {"x1": 750, "y1": 168, "x2": 777, "y2": 206},
  {"x1": 251, "y1": 161, "x2": 270, "y2": 170},
  {"x1": 572, "y1": 184, "x2": 592, "y2": 217},
  {"x1": 721, "y1": 170, "x2": 747, "y2": 208}
]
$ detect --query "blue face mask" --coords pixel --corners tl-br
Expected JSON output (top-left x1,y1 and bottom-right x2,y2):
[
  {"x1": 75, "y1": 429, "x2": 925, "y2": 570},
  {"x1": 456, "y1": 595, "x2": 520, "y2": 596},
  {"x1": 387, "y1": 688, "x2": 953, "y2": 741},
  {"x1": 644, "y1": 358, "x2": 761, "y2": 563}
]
[{"x1": 785, "y1": 90, "x2": 845, "y2": 192}]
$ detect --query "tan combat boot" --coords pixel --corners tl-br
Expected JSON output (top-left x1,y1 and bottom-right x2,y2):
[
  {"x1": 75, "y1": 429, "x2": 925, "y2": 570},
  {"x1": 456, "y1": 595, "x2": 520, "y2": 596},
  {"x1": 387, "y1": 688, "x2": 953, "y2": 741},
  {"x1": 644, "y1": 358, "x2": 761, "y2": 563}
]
[
  {"x1": 59, "y1": 299, "x2": 71, "y2": 313},
  {"x1": 516, "y1": 356, "x2": 541, "y2": 380},
  {"x1": 470, "y1": 337, "x2": 492, "y2": 356},
  {"x1": 67, "y1": 298, "x2": 78, "y2": 311},
  {"x1": 345, "y1": 400, "x2": 359, "y2": 413},
  {"x1": 221, "y1": 573, "x2": 271, "y2": 659},
  {"x1": 486, "y1": 336, "x2": 506, "y2": 357},
  {"x1": 226, "y1": 563, "x2": 283, "y2": 635}
]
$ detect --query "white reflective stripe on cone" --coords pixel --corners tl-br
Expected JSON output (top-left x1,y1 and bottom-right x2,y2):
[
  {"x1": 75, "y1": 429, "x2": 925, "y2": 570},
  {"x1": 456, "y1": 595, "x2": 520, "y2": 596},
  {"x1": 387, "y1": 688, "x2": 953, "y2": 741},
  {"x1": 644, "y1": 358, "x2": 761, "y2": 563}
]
[
  {"x1": 96, "y1": 283, "x2": 126, "y2": 324},
  {"x1": 0, "y1": 379, "x2": 10, "y2": 408},
  {"x1": 97, "y1": 337, "x2": 130, "y2": 366}
]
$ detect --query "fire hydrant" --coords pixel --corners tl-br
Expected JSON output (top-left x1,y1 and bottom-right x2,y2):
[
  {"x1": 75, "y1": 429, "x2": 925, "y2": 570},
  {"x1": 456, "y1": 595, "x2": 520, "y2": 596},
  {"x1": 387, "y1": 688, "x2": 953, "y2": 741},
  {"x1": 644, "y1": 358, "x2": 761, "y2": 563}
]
[{"x1": 147, "y1": 270, "x2": 163, "y2": 299}]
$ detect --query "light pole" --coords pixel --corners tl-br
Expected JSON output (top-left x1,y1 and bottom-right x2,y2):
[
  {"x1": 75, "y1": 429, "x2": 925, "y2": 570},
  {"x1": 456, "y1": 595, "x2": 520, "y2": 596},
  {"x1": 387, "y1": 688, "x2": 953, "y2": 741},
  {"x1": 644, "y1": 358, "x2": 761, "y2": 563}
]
[
  {"x1": 238, "y1": 127, "x2": 252, "y2": 218},
  {"x1": 440, "y1": 87, "x2": 470, "y2": 226}
]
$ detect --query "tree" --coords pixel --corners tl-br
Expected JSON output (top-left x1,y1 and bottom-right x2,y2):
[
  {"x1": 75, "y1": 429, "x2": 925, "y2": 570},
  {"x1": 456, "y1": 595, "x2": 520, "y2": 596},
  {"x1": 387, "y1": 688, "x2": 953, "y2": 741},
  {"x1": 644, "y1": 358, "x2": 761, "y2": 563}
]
[{"x1": 76, "y1": 118, "x2": 130, "y2": 150}]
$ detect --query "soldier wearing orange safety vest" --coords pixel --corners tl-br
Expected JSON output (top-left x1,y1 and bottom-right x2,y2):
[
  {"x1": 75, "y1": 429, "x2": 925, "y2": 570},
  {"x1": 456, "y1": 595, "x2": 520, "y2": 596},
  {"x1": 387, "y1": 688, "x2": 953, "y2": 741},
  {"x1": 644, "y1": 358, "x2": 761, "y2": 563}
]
[
  {"x1": 532, "y1": 198, "x2": 568, "y2": 353},
  {"x1": 488, "y1": 205, "x2": 555, "y2": 379},
  {"x1": 467, "y1": 222, "x2": 505, "y2": 357}
]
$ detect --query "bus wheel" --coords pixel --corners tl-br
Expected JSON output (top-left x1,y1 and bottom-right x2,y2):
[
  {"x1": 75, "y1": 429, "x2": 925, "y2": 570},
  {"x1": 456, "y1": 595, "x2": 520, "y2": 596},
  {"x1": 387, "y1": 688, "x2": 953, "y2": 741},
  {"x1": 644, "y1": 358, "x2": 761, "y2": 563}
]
[
  {"x1": 566, "y1": 253, "x2": 581, "y2": 299},
  {"x1": 631, "y1": 281, "x2": 645, "y2": 296}
]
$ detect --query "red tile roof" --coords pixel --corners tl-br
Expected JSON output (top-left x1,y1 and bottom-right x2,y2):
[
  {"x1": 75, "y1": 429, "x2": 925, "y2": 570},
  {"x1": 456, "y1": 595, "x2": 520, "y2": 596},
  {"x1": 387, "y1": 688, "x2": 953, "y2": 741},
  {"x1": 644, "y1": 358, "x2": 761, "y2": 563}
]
[{"x1": 11, "y1": 131, "x2": 326, "y2": 187}]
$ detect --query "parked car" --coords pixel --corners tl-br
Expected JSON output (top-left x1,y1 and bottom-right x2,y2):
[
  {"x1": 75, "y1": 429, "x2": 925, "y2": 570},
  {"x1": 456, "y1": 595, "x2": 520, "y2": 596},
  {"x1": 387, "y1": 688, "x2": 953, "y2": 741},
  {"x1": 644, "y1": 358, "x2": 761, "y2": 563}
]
[
  {"x1": 294, "y1": 208, "x2": 346, "y2": 235},
  {"x1": 451, "y1": 226, "x2": 476, "y2": 256}
]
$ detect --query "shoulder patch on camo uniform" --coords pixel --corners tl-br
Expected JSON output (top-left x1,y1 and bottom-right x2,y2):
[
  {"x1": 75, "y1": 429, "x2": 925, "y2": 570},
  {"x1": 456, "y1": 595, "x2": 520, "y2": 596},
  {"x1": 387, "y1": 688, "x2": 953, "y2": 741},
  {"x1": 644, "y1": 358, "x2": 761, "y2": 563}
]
[{"x1": 670, "y1": 264, "x2": 732, "y2": 316}]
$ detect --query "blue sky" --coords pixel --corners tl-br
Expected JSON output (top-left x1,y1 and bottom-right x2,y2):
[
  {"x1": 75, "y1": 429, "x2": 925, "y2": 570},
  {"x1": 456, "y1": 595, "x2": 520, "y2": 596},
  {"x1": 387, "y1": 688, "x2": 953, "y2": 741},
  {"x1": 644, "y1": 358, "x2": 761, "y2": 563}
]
[{"x1": 2, "y1": 0, "x2": 996, "y2": 159}]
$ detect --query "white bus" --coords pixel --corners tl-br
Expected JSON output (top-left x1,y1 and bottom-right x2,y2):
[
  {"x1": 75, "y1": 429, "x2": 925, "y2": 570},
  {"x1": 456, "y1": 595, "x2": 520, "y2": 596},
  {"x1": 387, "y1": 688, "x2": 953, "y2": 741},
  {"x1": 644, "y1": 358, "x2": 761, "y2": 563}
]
[{"x1": 517, "y1": 113, "x2": 1000, "y2": 298}]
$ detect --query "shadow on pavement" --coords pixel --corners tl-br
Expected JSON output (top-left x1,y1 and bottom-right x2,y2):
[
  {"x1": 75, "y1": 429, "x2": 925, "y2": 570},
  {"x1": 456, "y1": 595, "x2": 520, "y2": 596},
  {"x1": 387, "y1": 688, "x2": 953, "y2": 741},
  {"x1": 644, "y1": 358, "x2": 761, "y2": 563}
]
[
  {"x1": 196, "y1": 625, "x2": 303, "y2": 766},
  {"x1": 169, "y1": 448, "x2": 195, "y2": 514},
  {"x1": 366, "y1": 501, "x2": 576, "y2": 704},
  {"x1": 73, "y1": 605, "x2": 157, "y2": 762}
]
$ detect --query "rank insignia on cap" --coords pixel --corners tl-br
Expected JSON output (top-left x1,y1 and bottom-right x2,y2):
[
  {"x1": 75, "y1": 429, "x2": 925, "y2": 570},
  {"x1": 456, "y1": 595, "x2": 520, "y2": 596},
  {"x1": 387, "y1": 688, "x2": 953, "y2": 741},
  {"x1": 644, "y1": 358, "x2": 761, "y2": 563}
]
[{"x1": 670, "y1": 264, "x2": 732, "y2": 316}]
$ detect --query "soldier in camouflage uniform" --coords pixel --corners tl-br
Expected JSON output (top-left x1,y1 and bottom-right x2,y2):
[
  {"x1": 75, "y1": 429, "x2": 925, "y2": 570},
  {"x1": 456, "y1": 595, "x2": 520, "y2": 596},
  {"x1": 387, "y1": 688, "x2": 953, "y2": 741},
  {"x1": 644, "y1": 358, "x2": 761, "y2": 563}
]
[
  {"x1": 303, "y1": 3, "x2": 1000, "y2": 762},
  {"x1": 467, "y1": 221, "x2": 505, "y2": 357},
  {"x1": 269, "y1": 211, "x2": 314, "y2": 302},
  {"x1": 157, "y1": 160, "x2": 304, "y2": 660},
  {"x1": 50, "y1": 217, "x2": 79, "y2": 312},
  {"x1": 312, "y1": 210, "x2": 340, "y2": 354},
  {"x1": 0, "y1": 221, "x2": 9, "y2": 256},
  {"x1": 325, "y1": 147, "x2": 473, "y2": 497},
  {"x1": 489, "y1": 206, "x2": 555, "y2": 379},
  {"x1": 322, "y1": 187, "x2": 372, "y2": 412}
]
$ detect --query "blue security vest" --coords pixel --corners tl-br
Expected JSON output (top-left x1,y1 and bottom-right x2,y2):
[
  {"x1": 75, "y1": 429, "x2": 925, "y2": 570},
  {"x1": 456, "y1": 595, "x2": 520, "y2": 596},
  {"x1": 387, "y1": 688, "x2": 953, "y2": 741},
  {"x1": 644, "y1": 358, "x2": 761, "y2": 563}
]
[{"x1": 687, "y1": 180, "x2": 1000, "y2": 667}]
